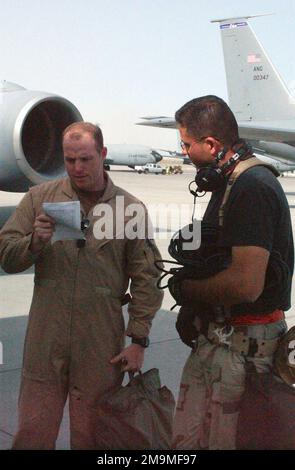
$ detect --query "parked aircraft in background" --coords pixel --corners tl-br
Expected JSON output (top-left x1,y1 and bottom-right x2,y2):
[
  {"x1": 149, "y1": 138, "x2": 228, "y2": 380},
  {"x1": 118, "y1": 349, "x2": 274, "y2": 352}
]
[
  {"x1": 104, "y1": 144, "x2": 162, "y2": 171},
  {"x1": 137, "y1": 15, "x2": 295, "y2": 165},
  {"x1": 155, "y1": 148, "x2": 192, "y2": 165},
  {"x1": 156, "y1": 147, "x2": 295, "y2": 174}
]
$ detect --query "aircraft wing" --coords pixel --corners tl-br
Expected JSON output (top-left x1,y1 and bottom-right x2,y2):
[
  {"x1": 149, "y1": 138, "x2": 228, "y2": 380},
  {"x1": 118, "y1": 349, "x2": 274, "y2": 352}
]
[
  {"x1": 136, "y1": 117, "x2": 177, "y2": 128},
  {"x1": 139, "y1": 116, "x2": 170, "y2": 120},
  {"x1": 238, "y1": 121, "x2": 295, "y2": 143},
  {"x1": 137, "y1": 117, "x2": 295, "y2": 143}
]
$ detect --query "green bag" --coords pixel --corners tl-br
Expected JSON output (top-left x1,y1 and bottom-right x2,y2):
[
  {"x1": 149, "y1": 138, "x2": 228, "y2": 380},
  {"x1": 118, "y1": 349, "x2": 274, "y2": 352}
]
[{"x1": 93, "y1": 368, "x2": 175, "y2": 450}]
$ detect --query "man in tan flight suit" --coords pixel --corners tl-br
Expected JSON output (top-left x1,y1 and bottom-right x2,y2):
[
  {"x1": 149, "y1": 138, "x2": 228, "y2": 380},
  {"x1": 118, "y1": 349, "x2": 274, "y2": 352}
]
[{"x1": 0, "y1": 122, "x2": 163, "y2": 449}]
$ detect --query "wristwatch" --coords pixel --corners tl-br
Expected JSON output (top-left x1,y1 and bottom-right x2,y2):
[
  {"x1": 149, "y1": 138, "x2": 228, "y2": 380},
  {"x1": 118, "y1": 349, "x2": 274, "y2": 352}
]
[{"x1": 131, "y1": 336, "x2": 150, "y2": 348}]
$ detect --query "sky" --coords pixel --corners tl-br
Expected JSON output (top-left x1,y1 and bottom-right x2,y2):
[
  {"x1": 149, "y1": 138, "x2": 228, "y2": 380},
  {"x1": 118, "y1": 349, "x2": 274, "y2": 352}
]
[{"x1": 1, "y1": 0, "x2": 295, "y2": 149}]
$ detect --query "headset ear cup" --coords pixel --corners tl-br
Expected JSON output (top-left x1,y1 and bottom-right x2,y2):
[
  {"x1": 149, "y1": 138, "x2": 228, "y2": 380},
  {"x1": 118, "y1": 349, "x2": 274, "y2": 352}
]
[
  {"x1": 194, "y1": 140, "x2": 253, "y2": 193},
  {"x1": 195, "y1": 167, "x2": 226, "y2": 192}
]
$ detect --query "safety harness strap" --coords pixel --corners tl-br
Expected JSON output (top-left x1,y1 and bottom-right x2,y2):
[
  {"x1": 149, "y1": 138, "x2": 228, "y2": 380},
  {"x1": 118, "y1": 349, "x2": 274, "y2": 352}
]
[{"x1": 218, "y1": 157, "x2": 279, "y2": 227}]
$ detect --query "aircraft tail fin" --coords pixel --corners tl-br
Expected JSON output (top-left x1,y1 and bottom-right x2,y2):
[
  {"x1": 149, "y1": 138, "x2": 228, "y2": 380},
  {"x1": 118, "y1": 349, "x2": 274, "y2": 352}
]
[{"x1": 212, "y1": 16, "x2": 295, "y2": 121}]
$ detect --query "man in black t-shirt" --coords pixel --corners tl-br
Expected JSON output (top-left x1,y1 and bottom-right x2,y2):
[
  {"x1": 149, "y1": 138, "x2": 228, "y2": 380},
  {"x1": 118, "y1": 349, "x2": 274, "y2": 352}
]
[
  {"x1": 171, "y1": 96, "x2": 293, "y2": 450},
  {"x1": 205, "y1": 165, "x2": 293, "y2": 315}
]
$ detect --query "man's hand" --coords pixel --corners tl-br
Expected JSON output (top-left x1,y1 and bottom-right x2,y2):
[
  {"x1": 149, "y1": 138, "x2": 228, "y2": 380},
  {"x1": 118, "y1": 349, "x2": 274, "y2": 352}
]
[
  {"x1": 176, "y1": 305, "x2": 199, "y2": 348},
  {"x1": 29, "y1": 214, "x2": 56, "y2": 254},
  {"x1": 110, "y1": 344, "x2": 145, "y2": 373}
]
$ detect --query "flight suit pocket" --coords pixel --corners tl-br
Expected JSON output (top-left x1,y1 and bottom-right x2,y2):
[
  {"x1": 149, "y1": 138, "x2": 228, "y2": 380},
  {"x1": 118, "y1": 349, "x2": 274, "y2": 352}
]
[
  {"x1": 94, "y1": 286, "x2": 112, "y2": 296},
  {"x1": 94, "y1": 285, "x2": 125, "y2": 306}
]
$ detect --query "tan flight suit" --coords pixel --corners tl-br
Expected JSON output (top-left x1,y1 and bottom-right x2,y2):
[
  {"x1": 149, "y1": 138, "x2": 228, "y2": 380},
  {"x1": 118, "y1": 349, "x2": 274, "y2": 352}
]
[{"x1": 0, "y1": 175, "x2": 163, "y2": 449}]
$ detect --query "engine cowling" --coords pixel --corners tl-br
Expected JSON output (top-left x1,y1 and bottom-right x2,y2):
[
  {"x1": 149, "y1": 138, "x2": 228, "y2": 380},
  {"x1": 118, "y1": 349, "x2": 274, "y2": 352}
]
[{"x1": 0, "y1": 81, "x2": 83, "y2": 192}]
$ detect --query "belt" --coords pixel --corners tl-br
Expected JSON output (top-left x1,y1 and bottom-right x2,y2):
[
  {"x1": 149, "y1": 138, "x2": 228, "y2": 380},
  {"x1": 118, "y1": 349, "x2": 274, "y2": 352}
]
[
  {"x1": 206, "y1": 322, "x2": 280, "y2": 358},
  {"x1": 230, "y1": 309, "x2": 284, "y2": 326}
]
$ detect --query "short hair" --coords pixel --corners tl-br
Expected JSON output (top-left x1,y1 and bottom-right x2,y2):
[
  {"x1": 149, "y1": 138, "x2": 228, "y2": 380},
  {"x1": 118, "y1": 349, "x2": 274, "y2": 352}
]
[
  {"x1": 62, "y1": 122, "x2": 104, "y2": 152},
  {"x1": 175, "y1": 95, "x2": 239, "y2": 147}
]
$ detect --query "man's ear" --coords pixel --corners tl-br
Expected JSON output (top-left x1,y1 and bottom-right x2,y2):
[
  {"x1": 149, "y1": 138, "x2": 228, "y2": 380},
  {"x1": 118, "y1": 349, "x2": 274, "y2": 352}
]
[
  {"x1": 101, "y1": 147, "x2": 107, "y2": 161},
  {"x1": 204, "y1": 137, "x2": 222, "y2": 156}
]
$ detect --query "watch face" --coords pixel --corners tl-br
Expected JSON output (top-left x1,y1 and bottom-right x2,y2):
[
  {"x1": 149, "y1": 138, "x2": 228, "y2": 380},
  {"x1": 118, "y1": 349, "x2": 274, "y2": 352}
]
[{"x1": 132, "y1": 337, "x2": 150, "y2": 348}]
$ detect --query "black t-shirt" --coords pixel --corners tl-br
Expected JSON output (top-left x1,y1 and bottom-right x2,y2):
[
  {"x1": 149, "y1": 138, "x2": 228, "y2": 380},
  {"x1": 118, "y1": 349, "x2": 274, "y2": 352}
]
[{"x1": 203, "y1": 165, "x2": 294, "y2": 315}]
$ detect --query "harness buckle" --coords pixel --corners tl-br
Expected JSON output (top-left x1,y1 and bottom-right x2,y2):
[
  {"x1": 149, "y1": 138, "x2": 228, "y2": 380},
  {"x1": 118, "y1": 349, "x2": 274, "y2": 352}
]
[{"x1": 213, "y1": 325, "x2": 234, "y2": 346}]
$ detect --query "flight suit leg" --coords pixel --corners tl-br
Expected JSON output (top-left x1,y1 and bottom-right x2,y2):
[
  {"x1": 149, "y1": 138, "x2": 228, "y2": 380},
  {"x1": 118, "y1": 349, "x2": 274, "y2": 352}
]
[
  {"x1": 68, "y1": 387, "x2": 97, "y2": 450},
  {"x1": 68, "y1": 369, "x2": 124, "y2": 449},
  {"x1": 12, "y1": 375, "x2": 68, "y2": 449}
]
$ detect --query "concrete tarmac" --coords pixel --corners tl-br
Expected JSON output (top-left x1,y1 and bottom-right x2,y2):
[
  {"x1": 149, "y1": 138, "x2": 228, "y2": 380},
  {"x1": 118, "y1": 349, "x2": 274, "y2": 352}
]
[{"x1": 0, "y1": 166, "x2": 294, "y2": 449}]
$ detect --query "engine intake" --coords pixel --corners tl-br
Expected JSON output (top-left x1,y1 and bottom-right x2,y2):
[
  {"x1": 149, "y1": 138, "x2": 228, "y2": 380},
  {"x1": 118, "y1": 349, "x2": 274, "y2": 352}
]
[{"x1": 0, "y1": 81, "x2": 83, "y2": 192}]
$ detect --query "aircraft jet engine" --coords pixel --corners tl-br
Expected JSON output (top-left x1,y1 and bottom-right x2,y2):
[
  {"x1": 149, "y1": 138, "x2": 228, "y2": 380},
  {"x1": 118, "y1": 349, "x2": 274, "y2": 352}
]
[{"x1": 0, "y1": 81, "x2": 82, "y2": 192}]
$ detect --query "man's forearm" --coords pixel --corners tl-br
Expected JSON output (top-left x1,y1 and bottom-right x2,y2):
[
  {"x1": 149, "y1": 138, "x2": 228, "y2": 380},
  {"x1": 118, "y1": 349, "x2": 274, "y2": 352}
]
[
  {"x1": 29, "y1": 232, "x2": 45, "y2": 254},
  {"x1": 0, "y1": 234, "x2": 38, "y2": 273},
  {"x1": 182, "y1": 267, "x2": 255, "y2": 307}
]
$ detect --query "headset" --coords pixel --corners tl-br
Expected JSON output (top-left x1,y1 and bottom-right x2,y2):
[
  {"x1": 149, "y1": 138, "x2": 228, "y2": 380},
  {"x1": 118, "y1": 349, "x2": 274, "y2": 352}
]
[{"x1": 189, "y1": 140, "x2": 253, "y2": 196}]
